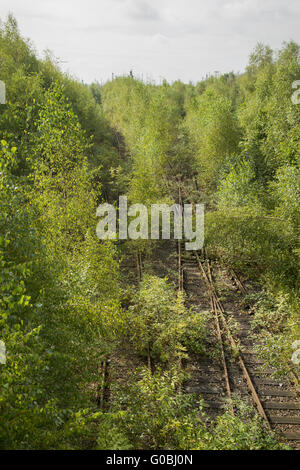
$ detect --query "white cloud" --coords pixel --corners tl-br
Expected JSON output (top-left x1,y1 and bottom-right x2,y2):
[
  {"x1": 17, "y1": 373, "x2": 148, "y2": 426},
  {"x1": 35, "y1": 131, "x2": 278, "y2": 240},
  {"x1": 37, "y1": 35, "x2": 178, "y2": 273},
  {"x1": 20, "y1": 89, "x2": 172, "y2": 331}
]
[
  {"x1": 125, "y1": 0, "x2": 160, "y2": 21},
  {"x1": 0, "y1": 0, "x2": 299, "y2": 83}
]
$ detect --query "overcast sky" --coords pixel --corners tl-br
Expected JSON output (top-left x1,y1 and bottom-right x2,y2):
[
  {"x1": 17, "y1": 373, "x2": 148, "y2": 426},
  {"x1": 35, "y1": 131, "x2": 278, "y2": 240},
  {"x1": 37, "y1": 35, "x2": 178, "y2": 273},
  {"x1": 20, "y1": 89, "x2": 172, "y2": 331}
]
[{"x1": 0, "y1": 0, "x2": 299, "y2": 84}]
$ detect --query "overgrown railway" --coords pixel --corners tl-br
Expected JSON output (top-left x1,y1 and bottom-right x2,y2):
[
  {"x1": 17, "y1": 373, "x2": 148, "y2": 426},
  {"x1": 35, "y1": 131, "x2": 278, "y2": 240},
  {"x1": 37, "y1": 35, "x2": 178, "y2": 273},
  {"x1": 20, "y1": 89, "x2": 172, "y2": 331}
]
[
  {"x1": 104, "y1": 179, "x2": 300, "y2": 448},
  {"x1": 178, "y1": 242, "x2": 300, "y2": 448}
]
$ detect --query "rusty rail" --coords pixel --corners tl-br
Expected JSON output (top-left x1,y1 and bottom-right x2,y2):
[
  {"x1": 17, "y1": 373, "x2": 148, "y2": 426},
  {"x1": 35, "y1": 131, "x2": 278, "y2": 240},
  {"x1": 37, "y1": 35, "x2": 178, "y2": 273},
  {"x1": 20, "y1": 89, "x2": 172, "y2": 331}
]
[
  {"x1": 194, "y1": 251, "x2": 272, "y2": 430},
  {"x1": 231, "y1": 269, "x2": 247, "y2": 294},
  {"x1": 197, "y1": 255, "x2": 234, "y2": 414},
  {"x1": 178, "y1": 181, "x2": 184, "y2": 291}
]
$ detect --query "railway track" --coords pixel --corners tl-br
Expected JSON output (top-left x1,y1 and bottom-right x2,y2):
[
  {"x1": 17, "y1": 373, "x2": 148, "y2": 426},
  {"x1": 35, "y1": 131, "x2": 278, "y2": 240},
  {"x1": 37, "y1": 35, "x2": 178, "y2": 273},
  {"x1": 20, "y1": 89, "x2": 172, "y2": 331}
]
[{"x1": 178, "y1": 244, "x2": 300, "y2": 448}]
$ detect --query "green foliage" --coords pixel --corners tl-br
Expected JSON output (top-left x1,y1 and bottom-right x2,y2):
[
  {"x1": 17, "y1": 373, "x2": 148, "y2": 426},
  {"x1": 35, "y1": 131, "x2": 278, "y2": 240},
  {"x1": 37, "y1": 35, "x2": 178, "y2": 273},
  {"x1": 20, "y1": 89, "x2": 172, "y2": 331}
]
[
  {"x1": 102, "y1": 77, "x2": 194, "y2": 208},
  {"x1": 109, "y1": 367, "x2": 206, "y2": 450},
  {"x1": 181, "y1": 311, "x2": 208, "y2": 355},
  {"x1": 101, "y1": 370, "x2": 284, "y2": 450},
  {"x1": 0, "y1": 142, "x2": 60, "y2": 449},
  {"x1": 250, "y1": 290, "x2": 300, "y2": 381},
  {"x1": 184, "y1": 87, "x2": 240, "y2": 195},
  {"x1": 0, "y1": 17, "x2": 123, "y2": 449},
  {"x1": 96, "y1": 417, "x2": 133, "y2": 450},
  {"x1": 0, "y1": 15, "x2": 299, "y2": 450},
  {"x1": 203, "y1": 398, "x2": 287, "y2": 450},
  {"x1": 217, "y1": 158, "x2": 262, "y2": 210},
  {"x1": 269, "y1": 165, "x2": 300, "y2": 227},
  {"x1": 32, "y1": 82, "x2": 88, "y2": 171},
  {"x1": 128, "y1": 275, "x2": 207, "y2": 364}
]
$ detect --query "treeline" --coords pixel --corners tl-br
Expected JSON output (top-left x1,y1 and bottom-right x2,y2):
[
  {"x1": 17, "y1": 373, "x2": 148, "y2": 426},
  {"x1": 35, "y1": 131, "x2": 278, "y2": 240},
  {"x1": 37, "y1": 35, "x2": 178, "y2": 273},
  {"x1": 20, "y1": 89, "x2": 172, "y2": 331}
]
[
  {"x1": 102, "y1": 42, "x2": 300, "y2": 383},
  {"x1": 0, "y1": 14, "x2": 299, "y2": 449}
]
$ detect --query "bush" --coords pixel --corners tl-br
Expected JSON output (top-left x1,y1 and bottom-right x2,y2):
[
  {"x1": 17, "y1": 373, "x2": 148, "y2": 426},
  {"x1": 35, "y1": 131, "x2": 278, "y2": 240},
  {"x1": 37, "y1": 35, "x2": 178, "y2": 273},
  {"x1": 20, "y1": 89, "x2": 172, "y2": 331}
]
[
  {"x1": 127, "y1": 275, "x2": 208, "y2": 364},
  {"x1": 109, "y1": 367, "x2": 206, "y2": 450},
  {"x1": 202, "y1": 398, "x2": 288, "y2": 450}
]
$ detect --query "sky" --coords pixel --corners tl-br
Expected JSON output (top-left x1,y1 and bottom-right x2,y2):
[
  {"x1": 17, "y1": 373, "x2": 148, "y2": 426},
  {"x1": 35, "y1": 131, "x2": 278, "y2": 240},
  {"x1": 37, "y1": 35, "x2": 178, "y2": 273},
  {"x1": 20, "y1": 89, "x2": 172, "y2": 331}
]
[{"x1": 0, "y1": 0, "x2": 300, "y2": 84}]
